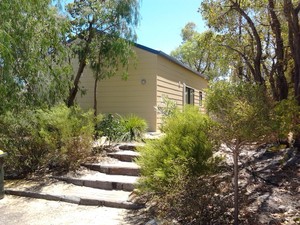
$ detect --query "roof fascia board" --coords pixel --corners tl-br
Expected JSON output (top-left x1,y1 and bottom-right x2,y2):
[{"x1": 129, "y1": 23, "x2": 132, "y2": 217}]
[{"x1": 134, "y1": 43, "x2": 208, "y2": 80}]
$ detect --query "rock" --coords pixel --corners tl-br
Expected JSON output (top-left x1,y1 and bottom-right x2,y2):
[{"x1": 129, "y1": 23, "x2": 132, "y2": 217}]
[
  {"x1": 145, "y1": 219, "x2": 158, "y2": 225},
  {"x1": 278, "y1": 205, "x2": 287, "y2": 213}
]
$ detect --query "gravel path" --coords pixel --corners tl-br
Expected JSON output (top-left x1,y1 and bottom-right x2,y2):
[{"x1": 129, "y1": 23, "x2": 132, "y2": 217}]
[{"x1": 0, "y1": 195, "x2": 133, "y2": 225}]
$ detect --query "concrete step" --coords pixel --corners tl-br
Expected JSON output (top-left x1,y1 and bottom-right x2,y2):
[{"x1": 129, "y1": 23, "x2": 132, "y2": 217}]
[
  {"x1": 52, "y1": 172, "x2": 139, "y2": 191},
  {"x1": 83, "y1": 162, "x2": 140, "y2": 176},
  {"x1": 5, "y1": 180, "x2": 142, "y2": 210},
  {"x1": 107, "y1": 150, "x2": 140, "y2": 162}
]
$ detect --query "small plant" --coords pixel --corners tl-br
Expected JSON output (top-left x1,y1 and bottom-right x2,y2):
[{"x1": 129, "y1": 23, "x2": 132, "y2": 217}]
[
  {"x1": 0, "y1": 110, "x2": 43, "y2": 175},
  {"x1": 121, "y1": 114, "x2": 148, "y2": 141},
  {"x1": 36, "y1": 104, "x2": 94, "y2": 170},
  {"x1": 95, "y1": 114, "x2": 125, "y2": 143},
  {"x1": 0, "y1": 104, "x2": 95, "y2": 176},
  {"x1": 154, "y1": 173, "x2": 234, "y2": 224},
  {"x1": 95, "y1": 113, "x2": 148, "y2": 143},
  {"x1": 271, "y1": 98, "x2": 300, "y2": 143},
  {"x1": 154, "y1": 95, "x2": 177, "y2": 130},
  {"x1": 205, "y1": 81, "x2": 274, "y2": 225},
  {"x1": 136, "y1": 106, "x2": 219, "y2": 192}
]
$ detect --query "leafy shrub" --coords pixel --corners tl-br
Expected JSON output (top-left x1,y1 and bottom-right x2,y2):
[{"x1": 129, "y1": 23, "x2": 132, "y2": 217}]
[
  {"x1": 95, "y1": 114, "x2": 125, "y2": 143},
  {"x1": 271, "y1": 98, "x2": 300, "y2": 141},
  {"x1": 155, "y1": 95, "x2": 177, "y2": 130},
  {"x1": 95, "y1": 113, "x2": 148, "y2": 143},
  {"x1": 0, "y1": 110, "x2": 45, "y2": 176},
  {"x1": 36, "y1": 104, "x2": 94, "y2": 170},
  {"x1": 136, "y1": 106, "x2": 220, "y2": 192},
  {"x1": 205, "y1": 81, "x2": 273, "y2": 144},
  {"x1": 154, "y1": 173, "x2": 234, "y2": 224},
  {"x1": 121, "y1": 114, "x2": 148, "y2": 141},
  {"x1": 0, "y1": 104, "x2": 94, "y2": 176}
]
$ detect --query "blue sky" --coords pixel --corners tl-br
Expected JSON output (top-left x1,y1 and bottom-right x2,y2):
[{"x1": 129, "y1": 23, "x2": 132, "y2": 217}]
[{"x1": 136, "y1": 0, "x2": 206, "y2": 54}]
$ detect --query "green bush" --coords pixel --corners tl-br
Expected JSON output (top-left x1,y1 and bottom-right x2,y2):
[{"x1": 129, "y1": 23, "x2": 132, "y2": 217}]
[
  {"x1": 0, "y1": 110, "x2": 45, "y2": 175},
  {"x1": 136, "y1": 106, "x2": 220, "y2": 193},
  {"x1": 95, "y1": 113, "x2": 148, "y2": 143},
  {"x1": 95, "y1": 114, "x2": 125, "y2": 143},
  {"x1": 0, "y1": 104, "x2": 94, "y2": 176},
  {"x1": 155, "y1": 96, "x2": 177, "y2": 130},
  {"x1": 271, "y1": 98, "x2": 300, "y2": 140},
  {"x1": 154, "y1": 173, "x2": 234, "y2": 224},
  {"x1": 121, "y1": 114, "x2": 147, "y2": 141},
  {"x1": 36, "y1": 104, "x2": 94, "y2": 170}
]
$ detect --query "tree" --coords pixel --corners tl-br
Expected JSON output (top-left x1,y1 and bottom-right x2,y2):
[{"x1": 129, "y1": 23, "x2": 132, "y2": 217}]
[
  {"x1": 201, "y1": 0, "x2": 265, "y2": 84},
  {"x1": 66, "y1": 0, "x2": 140, "y2": 107},
  {"x1": 89, "y1": 36, "x2": 135, "y2": 116},
  {"x1": 0, "y1": 0, "x2": 71, "y2": 113},
  {"x1": 205, "y1": 81, "x2": 272, "y2": 225},
  {"x1": 200, "y1": 0, "x2": 300, "y2": 103},
  {"x1": 283, "y1": 0, "x2": 300, "y2": 104},
  {"x1": 171, "y1": 23, "x2": 231, "y2": 80}
]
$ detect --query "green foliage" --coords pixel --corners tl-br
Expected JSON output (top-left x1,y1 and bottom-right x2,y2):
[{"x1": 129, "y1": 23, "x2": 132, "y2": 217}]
[
  {"x1": 95, "y1": 114, "x2": 125, "y2": 143},
  {"x1": 121, "y1": 114, "x2": 148, "y2": 142},
  {"x1": 66, "y1": 0, "x2": 140, "y2": 106},
  {"x1": 271, "y1": 99, "x2": 300, "y2": 140},
  {"x1": 200, "y1": 0, "x2": 300, "y2": 103},
  {"x1": 206, "y1": 81, "x2": 300, "y2": 144},
  {"x1": 36, "y1": 104, "x2": 94, "y2": 170},
  {"x1": 0, "y1": 104, "x2": 94, "y2": 176},
  {"x1": 136, "y1": 106, "x2": 219, "y2": 193},
  {"x1": 205, "y1": 81, "x2": 276, "y2": 224},
  {"x1": 0, "y1": 110, "x2": 44, "y2": 175},
  {"x1": 205, "y1": 81, "x2": 272, "y2": 145},
  {"x1": 155, "y1": 96, "x2": 177, "y2": 130},
  {"x1": 171, "y1": 23, "x2": 231, "y2": 80},
  {"x1": 95, "y1": 113, "x2": 148, "y2": 143},
  {"x1": 0, "y1": 0, "x2": 72, "y2": 113},
  {"x1": 154, "y1": 173, "x2": 234, "y2": 224}
]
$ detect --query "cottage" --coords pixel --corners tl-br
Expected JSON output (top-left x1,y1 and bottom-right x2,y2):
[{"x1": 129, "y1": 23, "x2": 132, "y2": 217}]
[{"x1": 76, "y1": 43, "x2": 208, "y2": 132}]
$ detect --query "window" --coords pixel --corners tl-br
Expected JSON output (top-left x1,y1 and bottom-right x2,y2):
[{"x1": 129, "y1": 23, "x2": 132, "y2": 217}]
[
  {"x1": 185, "y1": 86, "x2": 194, "y2": 105},
  {"x1": 199, "y1": 91, "x2": 203, "y2": 106}
]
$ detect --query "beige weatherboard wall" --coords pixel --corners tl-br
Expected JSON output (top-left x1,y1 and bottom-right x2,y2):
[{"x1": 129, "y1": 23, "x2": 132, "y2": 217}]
[{"x1": 76, "y1": 43, "x2": 208, "y2": 132}]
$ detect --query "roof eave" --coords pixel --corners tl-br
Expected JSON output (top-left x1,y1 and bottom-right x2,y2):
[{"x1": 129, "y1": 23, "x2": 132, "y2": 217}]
[{"x1": 134, "y1": 43, "x2": 208, "y2": 80}]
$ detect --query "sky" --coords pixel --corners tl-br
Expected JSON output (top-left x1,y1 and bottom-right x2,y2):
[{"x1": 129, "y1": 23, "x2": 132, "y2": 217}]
[{"x1": 136, "y1": 0, "x2": 207, "y2": 54}]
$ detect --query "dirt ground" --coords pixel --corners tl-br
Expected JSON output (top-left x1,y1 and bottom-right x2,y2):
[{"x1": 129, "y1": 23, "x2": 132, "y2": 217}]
[
  {"x1": 220, "y1": 144, "x2": 300, "y2": 224},
  {"x1": 0, "y1": 195, "x2": 134, "y2": 225}
]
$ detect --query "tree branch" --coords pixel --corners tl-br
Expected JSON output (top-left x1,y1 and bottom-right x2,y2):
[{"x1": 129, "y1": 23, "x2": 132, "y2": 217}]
[{"x1": 220, "y1": 44, "x2": 256, "y2": 77}]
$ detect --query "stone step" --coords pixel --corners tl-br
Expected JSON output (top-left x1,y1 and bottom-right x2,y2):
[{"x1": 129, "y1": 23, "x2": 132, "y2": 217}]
[
  {"x1": 5, "y1": 180, "x2": 142, "y2": 210},
  {"x1": 52, "y1": 172, "x2": 138, "y2": 191},
  {"x1": 83, "y1": 162, "x2": 140, "y2": 176},
  {"x1": 107, "y1": 150, "x2": 140, "y2": 162}
]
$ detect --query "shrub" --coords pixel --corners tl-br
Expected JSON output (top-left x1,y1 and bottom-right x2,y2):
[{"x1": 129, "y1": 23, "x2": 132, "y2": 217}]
[
  {"x1": 155, "y1": 95, "x2": 177, "y2": 131},
  {"x1": 36, "y1": 104, "x2": 94, "y2": 170},
  {"x1": 136, "y1": 106, "x2": 220, "y2": 193},
  {"x1": 95, "y1": 113, "x2": 148, "y2": 143},
  {"x1": 154, "y1": 173, "x2": 234, "y2": 224},
  {"x1": 271, "y1": 98, "x2": 300, "y2": 141},
  {"x1": 0, "y1": 104, "x2": 94, "y2": 176},
  {"x1": 95, "y1": 114, "x2": 125, "y2": 143},
  {"x1": 0, "y1": 110, "x2": 45, "y2": 176},
  {"x1": 121, "y1": 114, "x2": 148, "y2": 141}
]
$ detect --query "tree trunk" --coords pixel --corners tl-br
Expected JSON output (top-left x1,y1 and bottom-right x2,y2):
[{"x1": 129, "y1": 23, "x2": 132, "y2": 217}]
[
  {"x1": 231, "y1": 1, "x2": 264, "y2": 85},
  {"x1": 67, "y1": 56, "x2": 87, "y2": 107},
  {"x1": 67, "y1": 22, "x2": 95, "y2": 107},
  {"x1": 93, "y1": 77, "x2": 98, "y2": 117},
  {"x1": 268, "y1": 0, "x2": 289, "y2": 100},
  {"x1": 233, "y1": 144, "x2": 240, "y2": 225},
  {"x1": 284, "y1": 0, "x2": 300, "y2": 105}
]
